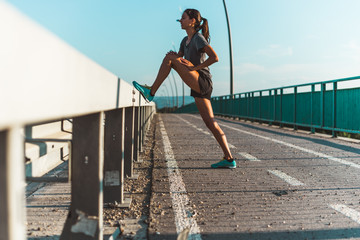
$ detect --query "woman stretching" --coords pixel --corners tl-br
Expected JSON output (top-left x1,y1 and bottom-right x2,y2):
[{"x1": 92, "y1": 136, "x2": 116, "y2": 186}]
[{"x1": 133, "y1": 8, "x2": 235, "y2": 168}]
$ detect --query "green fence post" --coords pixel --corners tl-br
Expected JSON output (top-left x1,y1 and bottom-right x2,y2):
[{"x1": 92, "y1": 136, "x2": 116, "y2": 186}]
[
  {"x1": 238, "y1": 94, "x2": 241, "y2": 118},
  {"x1": 280, "y1": 88, "x2": 283, "y2": 128},
  {"x1": 311, "y1": 84, "x2": 315, "y2": 133},
  {"x1": 321, "y1": 83, "x2": 325, "y2": 128},
  {"x1": 246, "y1": 93, "x2": 249, "y2": 120},
  {"x1": 332, "y1": 82, "x2": 337, "y2": 137},
  {"x1": 232, "y1": 95, "x2": 235, "y2": 117},
  {"x1": 251, "y1": 92, "x2": 254, "y2": 122},
  {"x1": 259, "y1": 91, "x2": 262, "y2": 123},
  {"x1": 248, "y1": 93, "x2": 251, "y2": 120},
  {"x1": 274, "y1": 89, "x2": 277, "y2": 124},
  {"x1": 294, "y1": 86, "x2": 298, "y2": 130},
  {"x1": 237, "y1": 94, "x2": 240, "y2": 118},
  {"x1": 221, "y1": 96, "x2": 224, "y2": 116},
  {"x1": 227, "y1": 95, "x2": 230, "y2": 116},
  {"x1": 268, "y1": 90, "x2": 272, "y2": 125}
]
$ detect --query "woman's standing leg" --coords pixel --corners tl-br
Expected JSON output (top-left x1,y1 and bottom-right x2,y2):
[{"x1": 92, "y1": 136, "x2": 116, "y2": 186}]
[{"x1": 194, "y1": 97, "x2": 234, "y2": 163}]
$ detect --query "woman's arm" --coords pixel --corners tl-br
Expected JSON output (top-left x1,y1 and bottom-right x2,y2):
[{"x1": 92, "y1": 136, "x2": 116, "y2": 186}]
[
  {"x1": 194, "y1": 45, "x2": 218, "y2": 71},
  {"x1": 180, "y1": 45, "x2": 219, "y2": 71}
]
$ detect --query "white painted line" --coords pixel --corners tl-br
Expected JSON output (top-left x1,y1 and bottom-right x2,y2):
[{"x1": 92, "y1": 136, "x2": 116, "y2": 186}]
[
  {"x1": 176, "y1": 115, "x2": 237, "y2": 149},
  {"x1": 239, "y1": 152, "x2": 261, "y2": 161},
  {"x1": 188, "y1": 115, "x2": 360, "y2": 170},
  {"x1": 159, "y1": 116, "x2": 202, "y2": 239},
  {"x1": 268, "y1": 170, "x2": 305, "y2": 186},
  {"x1": 329, "y1": 204, "x2": 360, "y2": 225}
]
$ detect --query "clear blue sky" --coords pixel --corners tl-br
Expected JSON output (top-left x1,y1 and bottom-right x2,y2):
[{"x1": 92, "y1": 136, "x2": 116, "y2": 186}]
[{"x1": 6, "y1": 0, "x2": 360, "y2": 97}]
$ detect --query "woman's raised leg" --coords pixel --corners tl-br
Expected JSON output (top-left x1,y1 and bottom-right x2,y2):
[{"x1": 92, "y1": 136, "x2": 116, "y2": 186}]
[{"x1": 150, "y1": 53, "x2": 201, "y2": 96}]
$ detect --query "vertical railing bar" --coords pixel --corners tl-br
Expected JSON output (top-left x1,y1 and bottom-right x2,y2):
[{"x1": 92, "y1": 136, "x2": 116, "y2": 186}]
[
  {"x1": 60, "y1": 112, "x2": 104, "y2": 240},
  {"x1": 269, "y1": 90, "x2": 272, "y2": 125},
  {"x1": 139, "y1": 106, "x2": 144, "y2": 152},
  {"x1": 237, "y1": 95, "x2": 239, "y2": 118},
  {"x1": 67, "y1": 141, "x2": 72, "y2": 182},
  {"x1": 273, "y1": 89, "x2": 277, "y2": 123},
  {"x1": 311, "y1": 84, "x2": 315, "y2": 133},
  {"x1": 133, "y1": 106, "x2": 141, "y2": 163},
  {"x1": 103, "y1": 108, "x2": 131, "y2": 207},
  {"x1": 280, "y1": 88, "x2": 283, "y2": 128},
  {"x1": 223, "y1": 96, "x2": 226, "y2": 116},
  {"x1": 321, "y1": 83, "x2": 325, "y2": 128},
  {"x1": 294, "y1": 86, "x2": 298, "y2": 130},
  {"x1": 234, "y1": 95, "x2": 236, "y2": 118},
  {"x1": 251, "y1": 92, "x2": 254, "y2": 122},
  {"x1": 332, "y1": 81, "x2": 337, "y2": 137},
  {"x1": 124, "y1": 107, "x2": 137, "y2": 179},
  {"x1": 246, "y1": 93, "x2": 249, "y2": 120},
  {"x1": 0, "y1": 127, "x2": 26, "y2": 240},
  {"x1": 259, "y1": 91, "x2": 262, "y2": 123}
]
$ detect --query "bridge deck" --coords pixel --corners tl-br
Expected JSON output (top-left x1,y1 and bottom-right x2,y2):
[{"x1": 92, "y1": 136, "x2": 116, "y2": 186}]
[{"x1": 26, "y1": 113, "x2": 360, "y2": 240}]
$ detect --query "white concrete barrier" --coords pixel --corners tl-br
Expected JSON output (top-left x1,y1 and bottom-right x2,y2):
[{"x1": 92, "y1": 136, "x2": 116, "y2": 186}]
[
  {"x1": 0, "y1": 2, "x2": 149, "y2": 130},
  {"x1": 0, "y1": 2, "x2": 154, "y2": 240}
]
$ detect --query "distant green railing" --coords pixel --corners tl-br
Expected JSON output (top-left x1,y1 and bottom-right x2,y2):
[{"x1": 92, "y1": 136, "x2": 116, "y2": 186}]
[{"x1": 175, "y1": 76, "x2": 360, "y2": 137}]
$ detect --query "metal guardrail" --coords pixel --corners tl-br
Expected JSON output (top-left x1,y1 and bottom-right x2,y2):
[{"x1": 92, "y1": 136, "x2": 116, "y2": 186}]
[
  {"x1": 0, "y1": 2, "x2": 155, "y2": 240},
  {"x1": 176, "y1": 76, "x2": 360, "y2": 137}
]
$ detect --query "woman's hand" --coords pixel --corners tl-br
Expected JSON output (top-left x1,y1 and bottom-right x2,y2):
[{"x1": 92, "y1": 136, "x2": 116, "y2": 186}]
[
  {"x1": 166, "y1": 50, "x2": 178, "y2": 56},
  {"x1": 165, "y1": 51, "x2": 196, "y2": 71},
  {"x1": 179, "y1": 58, "x2": 196, "y2": 71}
]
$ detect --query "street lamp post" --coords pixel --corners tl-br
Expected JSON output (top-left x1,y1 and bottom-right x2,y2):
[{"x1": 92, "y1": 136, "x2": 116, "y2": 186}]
[{"x1": 222, "y1": 0, "x2": 234, "y2": 96}]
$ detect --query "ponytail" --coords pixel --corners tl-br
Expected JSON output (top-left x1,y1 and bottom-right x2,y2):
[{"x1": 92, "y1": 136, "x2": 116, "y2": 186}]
[{"x1": 200, "y1": 17, "x2": 210, "y2": 43}]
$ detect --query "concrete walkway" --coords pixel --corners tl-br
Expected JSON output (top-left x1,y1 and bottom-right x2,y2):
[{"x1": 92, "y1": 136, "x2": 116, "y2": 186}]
[
  {"x1": 26, "y1": 113, "x2": 360, "y2": 239},
  {"x1": 148, "y1": 113, "x2": 360, "y2": 240}
]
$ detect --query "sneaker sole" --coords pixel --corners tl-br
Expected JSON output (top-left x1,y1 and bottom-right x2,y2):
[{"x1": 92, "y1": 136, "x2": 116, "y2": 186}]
[
  {"x1": 211, "y1": 165, "x2": 236, "y2": 169},
  {"x1": 138, "y1": 91, "x2": 151, "y2": 103}
]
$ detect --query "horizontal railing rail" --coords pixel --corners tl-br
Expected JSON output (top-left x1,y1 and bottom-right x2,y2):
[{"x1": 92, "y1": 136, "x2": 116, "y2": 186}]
[
  {"x1": 0, "y1": 2, "x2": 155, "y2": 240},
  {"x1": 176, "y1": 75, "x2": 360, "y2": 137}
]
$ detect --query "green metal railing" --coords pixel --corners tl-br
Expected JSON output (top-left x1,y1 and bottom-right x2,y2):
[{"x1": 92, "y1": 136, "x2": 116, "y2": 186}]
[{"x1": 176, "y1": 76, "x2": 360, "y2": 137}]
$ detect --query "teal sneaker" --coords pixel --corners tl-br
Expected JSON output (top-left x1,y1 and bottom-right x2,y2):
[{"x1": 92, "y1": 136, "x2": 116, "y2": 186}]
[
  {"x1": 132, "y1": 81, "x2": 154, "y2": 102},
  {"x1": 211, "y1": 158, "x2": 236, "y2": 169}
]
